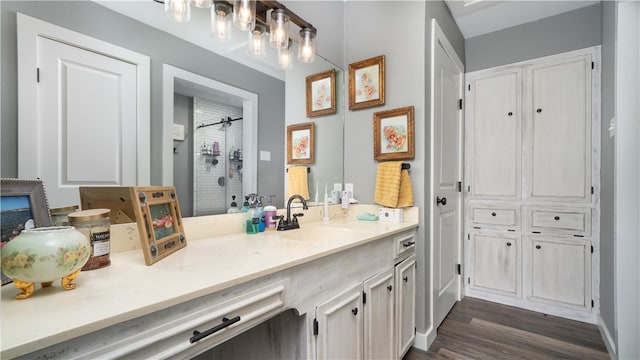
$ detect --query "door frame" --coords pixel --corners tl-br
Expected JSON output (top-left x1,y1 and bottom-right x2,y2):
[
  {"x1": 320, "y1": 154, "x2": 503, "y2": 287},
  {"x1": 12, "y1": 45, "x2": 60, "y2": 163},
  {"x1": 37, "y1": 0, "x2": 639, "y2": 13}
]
[
  {"x1": 17, "y1": 13, "x2": 150, "y2": 185},
  {"x1": 428, "y1": 18, "x2": 465, "y2": 335}
]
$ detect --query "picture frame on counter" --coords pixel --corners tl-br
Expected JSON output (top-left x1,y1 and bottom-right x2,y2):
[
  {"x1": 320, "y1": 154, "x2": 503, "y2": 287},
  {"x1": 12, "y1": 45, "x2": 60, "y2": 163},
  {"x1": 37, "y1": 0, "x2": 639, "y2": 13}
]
[
  {"x1": 287, "y1": 122, "x2": 315, "y2": 165},
  {"x1": 306, "y1": 69, "x2": 336, "y2": 117},
  {"x1": 1, "y1": 178, "x2": 52, "y2": 285},
  {"x1": 373, "y1": 106, "x2": 415, "y2": 161},
  {"x1": 348, "y1": 55, "x2": 385, "y2": 110}
]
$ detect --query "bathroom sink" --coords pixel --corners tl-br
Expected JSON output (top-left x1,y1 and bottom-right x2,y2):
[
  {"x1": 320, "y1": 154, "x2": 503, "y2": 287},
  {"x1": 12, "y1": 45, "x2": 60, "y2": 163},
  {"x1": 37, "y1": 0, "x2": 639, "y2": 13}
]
[{"x1": 280, "y1": 226, "x2": 358, "y2": 242}]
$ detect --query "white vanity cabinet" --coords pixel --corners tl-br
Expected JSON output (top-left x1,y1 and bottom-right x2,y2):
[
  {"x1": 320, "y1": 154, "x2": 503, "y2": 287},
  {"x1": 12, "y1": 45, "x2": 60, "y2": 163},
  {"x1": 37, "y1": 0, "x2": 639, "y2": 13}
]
[
  {"x1": 394, "y1": 254, "x2": 416, "y2": 359},
  {"x1": 464, "y1": 46, "x2": 600, "y2": 323}
]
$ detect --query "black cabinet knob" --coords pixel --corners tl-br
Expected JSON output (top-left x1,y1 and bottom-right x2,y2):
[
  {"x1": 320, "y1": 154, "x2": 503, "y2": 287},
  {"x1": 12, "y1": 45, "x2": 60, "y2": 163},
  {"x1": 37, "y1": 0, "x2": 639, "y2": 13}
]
[
  {"x1": 508, "y1": 112, "x2": 513, "y2": 116},
  {"x1": 536, "y1": 108, "x2": 542, "y2": 113},
  {"x1": 352, "y1": 308, "x2": 358, "y2": 316},
  {"x1": 535, "y1": 245, "x2": 542, "y2": 250},
  {"x1": 491, "y1": 212, "x2": 497, "y2": 216},
  {"x1": 506, "y1": 242, "x2": 512, "y2": 247},
  {"x1": 387, "y1": 285, "x2": 393, "y2": 291},
  {"x1": 554, "y1": 216, "x2": 560, "y2": 221},
  {"x1": 403, "y1": 276, "x2": 408, "y2": 282}
]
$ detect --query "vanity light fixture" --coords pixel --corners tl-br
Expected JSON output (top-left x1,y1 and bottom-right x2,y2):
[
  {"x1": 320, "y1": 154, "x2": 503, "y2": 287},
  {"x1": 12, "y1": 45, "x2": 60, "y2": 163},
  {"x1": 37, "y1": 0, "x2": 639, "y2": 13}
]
[
  {"x1": 233, "y1": 0, "x2": 256, "y2": 31},
  {"x1": 191, "y1": 0, "x2": 212, "y2": 8},
  {"x1": 211, "y1": 1, "x2": 232, "y2": 40},
  {"x1": 248, "y1": 23, "x2": 267, "y2": 57},
  {"x1": 278, "y1": 39, "x2": 293, "y2": 70},
  {"x1": 297, "y1": 27, "x2": 316, "y2": 63},
  {"x1": 269, "y1": 8, "x2": 290, "y2": 50},
  {"x1": 165, "y1": 0, "x2": 191, "y2": 22}
]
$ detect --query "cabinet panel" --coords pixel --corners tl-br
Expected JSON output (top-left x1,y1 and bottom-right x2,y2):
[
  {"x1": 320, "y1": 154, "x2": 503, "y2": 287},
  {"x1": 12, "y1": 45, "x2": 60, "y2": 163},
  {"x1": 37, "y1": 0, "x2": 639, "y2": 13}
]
[
  {"x1": 527, "y1": 207, "x2": 591, "y2": 236},
  {"x1": 395, "y1": 255, "x2": 416, "y2": 359},
  {"x1": 471, "y1": 232, "x2": 520, "y2": 296},
  {"x1": 528, "y1": 236, "x2": 590, "y2": 308},
  {"x1": 468, "y1": 69, "x2": 522, "y2": 199},
  {"x1": 528, "y1": 56, "x2": 592, "y2": 202},
  {"x1": 471, "y1": 207, "x2": 519, "y2": 228},
  {"x1": 316, "y1": 282, "x2": 363, "y2": 360},
  {"x1": 364, "y1": 269, "x2": 394, "y2": 360}
]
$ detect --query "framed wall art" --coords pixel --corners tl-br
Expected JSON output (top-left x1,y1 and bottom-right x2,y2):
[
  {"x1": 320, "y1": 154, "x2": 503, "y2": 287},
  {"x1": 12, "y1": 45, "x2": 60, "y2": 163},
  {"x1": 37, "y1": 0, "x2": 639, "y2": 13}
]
[
  {"x1": 287, "y1": 122, "x2": 315, "y2": 165},
  {"x1": 1, "y1": 178, "x2": 52, "y2": 285},
  {"x1": 348, "y1": 55, "x2": 385, "y2": 110},
  {"x1": 306, "y1": 69, "x2": 336, "y2": 117},
  {"x1": 373, "y1": 106, "x2": 415, "y2": 161},
  {"x1": 130, "y1": 186, "x2": 186, "y2": 265}
]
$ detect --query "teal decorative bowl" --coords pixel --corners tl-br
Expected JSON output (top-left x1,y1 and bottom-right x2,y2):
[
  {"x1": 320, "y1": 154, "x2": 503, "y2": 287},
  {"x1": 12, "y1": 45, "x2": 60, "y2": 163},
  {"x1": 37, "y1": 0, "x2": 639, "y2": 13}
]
[{"x1": 1, "y1": 226, "x2": 91, "y2": 299}]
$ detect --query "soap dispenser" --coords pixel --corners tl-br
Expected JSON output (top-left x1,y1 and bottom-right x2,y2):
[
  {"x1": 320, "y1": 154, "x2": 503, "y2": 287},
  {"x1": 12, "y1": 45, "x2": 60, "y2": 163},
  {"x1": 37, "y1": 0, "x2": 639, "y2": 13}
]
[
  {"x1": 241, "y1": 196, "x2": 250, "y2": 212},
  {"x1": 245, "y1": 200, "x2": 259, "y2": 234},
  {"x1": 227, "y1": 195, "x2": 241, "y2": 213},
  {"x1": 256, "y1": 196, "x2": 265, "y2": 232}
]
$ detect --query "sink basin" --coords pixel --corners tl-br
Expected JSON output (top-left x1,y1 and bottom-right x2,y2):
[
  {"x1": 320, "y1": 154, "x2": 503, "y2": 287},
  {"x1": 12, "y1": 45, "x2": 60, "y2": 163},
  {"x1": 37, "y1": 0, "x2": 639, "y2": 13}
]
[{"x1": 280, "y1": 226, "x2": 358, "y2": 242}]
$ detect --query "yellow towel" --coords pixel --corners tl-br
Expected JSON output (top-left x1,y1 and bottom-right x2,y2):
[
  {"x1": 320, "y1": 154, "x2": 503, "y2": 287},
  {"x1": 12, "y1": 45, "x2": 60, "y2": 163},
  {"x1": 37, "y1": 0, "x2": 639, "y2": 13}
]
[
  {"x1": 374, "y1": 161, "x2": 414, "y2": 208},
  {"x1": 286, "y1": 166, "x2": 310, "y2": 201}
]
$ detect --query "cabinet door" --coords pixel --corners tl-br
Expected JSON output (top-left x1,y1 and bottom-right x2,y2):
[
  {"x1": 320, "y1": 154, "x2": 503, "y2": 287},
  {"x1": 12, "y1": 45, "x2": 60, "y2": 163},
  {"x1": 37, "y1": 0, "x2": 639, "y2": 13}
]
[
  {"x1": 528, "y1": 236, "x2": 590, "y2": 309},
  {"x1": 471, "y1": 232, "x2": 520, "y2": 296},
  {"x1": 364, "y1": 268, "x2": 394, "y2": 360},
  {"x1": 527, "y1": 55, "x2": 592, "y2": 202},
  {"x1": 395, "y1": 255, "x2": 416, "y2": 359},
  {"x1": 467, "y1": 69, "x2": 522, "y2": 200},
  {"x1": 315, "y1": 282, "x2": 363, "y2": 360}
]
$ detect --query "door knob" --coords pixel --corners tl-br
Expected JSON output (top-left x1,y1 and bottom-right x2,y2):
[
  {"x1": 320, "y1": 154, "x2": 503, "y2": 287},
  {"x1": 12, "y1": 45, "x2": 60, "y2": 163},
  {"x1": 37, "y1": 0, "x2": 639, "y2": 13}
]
[{"x1": 436, "y1": 196, "x2": 447, "y2": 206}]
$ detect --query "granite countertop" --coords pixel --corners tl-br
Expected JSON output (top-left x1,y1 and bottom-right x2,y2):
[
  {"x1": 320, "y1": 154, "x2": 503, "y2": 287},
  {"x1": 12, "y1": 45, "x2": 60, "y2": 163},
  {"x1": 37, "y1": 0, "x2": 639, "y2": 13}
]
[{"x1": 1, "y1": 206, "x2": 418, "y2": 359}]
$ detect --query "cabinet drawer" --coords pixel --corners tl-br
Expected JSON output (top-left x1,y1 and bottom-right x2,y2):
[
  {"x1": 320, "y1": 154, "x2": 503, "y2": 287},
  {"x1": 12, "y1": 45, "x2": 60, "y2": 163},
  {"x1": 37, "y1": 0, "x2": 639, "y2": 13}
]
[
  {"x1": 471, "y1": 207, "x2": 519, "y2": 228},
  {"x1": 527, "y1": 208, "x2": 591, "y2": 236},
  {"x1": 394, "y1": 231, "x2": 416, "y2": 260}
]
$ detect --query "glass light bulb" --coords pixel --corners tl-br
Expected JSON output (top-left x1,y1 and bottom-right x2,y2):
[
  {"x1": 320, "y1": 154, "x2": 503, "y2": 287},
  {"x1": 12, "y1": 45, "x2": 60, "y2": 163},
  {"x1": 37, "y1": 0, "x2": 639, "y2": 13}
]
[
  {"x1": 165, "y1": 0, "x2": 191, "y2": 23},
  {"x1": 191, "y1": 0, "x2": 211, "y2": 9},
  {"x1": 269, "y1": 9, "x2": 290, "y2": 49},
  {"x1": 248, "y1": 25, "x2": 266, "y2": 57},
  {"x1": 233, "y1": 0, "x2": 256, "y2": 31},
  {"x1": 278, "y1": 47, "x2": 292, "y2": 70},
  {"x1": 297, "y1": 28, "x2": 317, "y2": 63},
  {"x1": 211, "y1": 3, "x2": 231, "y2": 40}
]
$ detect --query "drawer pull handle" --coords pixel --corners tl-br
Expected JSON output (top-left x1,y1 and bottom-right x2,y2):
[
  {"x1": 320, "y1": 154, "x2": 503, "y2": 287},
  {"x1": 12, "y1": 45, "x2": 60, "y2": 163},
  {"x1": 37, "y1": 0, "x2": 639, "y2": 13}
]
[
  {"x1": 535, "y1": 245, "x2": 542, "y2": 250},
  {"x1": 190, "y1": 316, "x2": 241, "y2": 343},
  {"x1": 403, "y1": 276, "x2": 409, "y2": 282},
  {"x1": 387, "y1": 285, "x2": 393, "y2": 291},
  {"x1": 536, "y1": 108, "x2": 542, "y2": 113},
  {"x1": 403, "y1": 241, "x2": 416, "y2": 248},
  {"x1": 352, "y1": 307, "x2": 358, "y2": 316},
  {"x1": 554, "y1": 216, "x2": 560, "y2": 221},
  {"x1": 491, "y1": 212, "x2": 497, "y2": 216},
  {"x1": 506, "y1": 242, "x2": 512, "y2": 247}
]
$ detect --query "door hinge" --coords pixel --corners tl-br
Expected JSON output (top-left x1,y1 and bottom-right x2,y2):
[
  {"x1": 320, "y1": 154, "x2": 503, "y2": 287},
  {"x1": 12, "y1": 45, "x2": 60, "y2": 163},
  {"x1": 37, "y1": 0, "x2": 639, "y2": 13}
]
[
  {"x1": 468, "y1": 84, "x2": 471, "y2": 91},
  {"x1": 457, "y1": 181, "x2": 462, "y2": 192},
  {"x1": 458, "y1": 98, "x2": 463, "y2": 110},
  {"x1": 457, "y1": 264, "x2": 461, "y2": 275},
  {"x1": 467, "y1": 185, "x2": 471, "y2": 192},
  {"x1": 591, "y1": 61, "x2": 594, "y2": 70},
  {"x1": 591, "y1": 245, "x2": 594, "y2": 254},
  {"x1": 36, "y1": 68, "x2": 40, "y2": 83},
  {"x1": 467, "y1": 277, "x2": 470, "y2": 284},
  {"x1": 591, "y1": 186, "x2": 594, "y2": 195},
  {"x1": 313, "y1": 318, "x2": 318, "y2": 336},
  {"x1": 467, "y1": 233, "x2": 470, "y2": 240},
  {"x1": 414, "y1": 327, "x2": 417, "y2": 335},
  {"x1": 363, "y1": 291, "x2": 367, "y2": 305},
  {"x1": 591, "y1": 299, "x2": 594, "y2": 308}
]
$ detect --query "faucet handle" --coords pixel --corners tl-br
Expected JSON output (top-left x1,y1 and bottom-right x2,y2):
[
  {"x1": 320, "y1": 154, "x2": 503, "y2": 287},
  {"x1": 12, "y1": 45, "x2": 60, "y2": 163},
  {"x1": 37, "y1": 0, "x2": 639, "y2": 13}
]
[{"x1": 292, "y1": 213, "x2": 304, "y2": 224}]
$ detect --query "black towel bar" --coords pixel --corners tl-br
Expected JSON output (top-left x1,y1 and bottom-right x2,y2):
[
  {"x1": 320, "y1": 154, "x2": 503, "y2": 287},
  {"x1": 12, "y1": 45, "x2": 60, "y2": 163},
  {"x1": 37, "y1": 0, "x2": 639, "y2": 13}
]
[
  {"x1": 286, "y1": 167, "x2": 310, "y2": 173},
  {"x1": 402, "y1": 163, "x2": 411, "y2": 170}
]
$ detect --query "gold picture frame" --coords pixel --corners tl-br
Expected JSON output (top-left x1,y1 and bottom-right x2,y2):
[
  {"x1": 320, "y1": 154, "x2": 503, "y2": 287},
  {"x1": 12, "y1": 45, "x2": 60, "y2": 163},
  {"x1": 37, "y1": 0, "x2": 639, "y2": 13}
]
[
  {"x1": 373, "y1": 106, "x2": 415, "y2": 161},
  {"x1": 287, "y1": 122, "x2": 314, "y2": 165},
  {"x1": 348, "y1": 55, "x2": 385, "y2": 110},
  {"x1": 306, "y1": 69, "x2": 336, "y2": 117}
]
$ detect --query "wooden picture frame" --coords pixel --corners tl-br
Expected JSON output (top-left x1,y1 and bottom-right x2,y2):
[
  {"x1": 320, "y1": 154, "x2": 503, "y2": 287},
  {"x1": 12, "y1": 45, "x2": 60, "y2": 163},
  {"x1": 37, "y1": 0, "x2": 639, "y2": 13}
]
[
  {"x1": 306, "y1": 69, "x2": 336, "y2": 117},
  {"x1": 1, "y1": 178, "x2": 52, "y2": 285},
  {"x1": 130, "y1": 186, "x2": 186, "y2": 265},
  {"x1": 373, "y1": 106, "x2": 415, "y2": 161},
  {"x1": 348, "y1": 55, "x2": 385, "y2": 110},
  {"x1": 287, "y1": 122, "x2": 314, "y2": 165}
]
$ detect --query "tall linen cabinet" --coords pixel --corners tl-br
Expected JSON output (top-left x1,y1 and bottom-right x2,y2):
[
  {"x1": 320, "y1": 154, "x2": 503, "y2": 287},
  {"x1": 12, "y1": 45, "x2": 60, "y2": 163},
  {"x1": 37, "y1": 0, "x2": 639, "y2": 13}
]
[{"x1": 463, "y1": 47, "x2": 600, "y2": 323}]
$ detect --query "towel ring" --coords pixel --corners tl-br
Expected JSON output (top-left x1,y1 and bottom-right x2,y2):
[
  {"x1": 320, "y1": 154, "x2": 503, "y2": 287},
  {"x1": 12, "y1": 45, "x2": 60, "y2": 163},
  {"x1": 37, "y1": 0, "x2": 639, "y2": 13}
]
[{"x1": 401, "y1": 163, "x2": 411, "y2": 170}]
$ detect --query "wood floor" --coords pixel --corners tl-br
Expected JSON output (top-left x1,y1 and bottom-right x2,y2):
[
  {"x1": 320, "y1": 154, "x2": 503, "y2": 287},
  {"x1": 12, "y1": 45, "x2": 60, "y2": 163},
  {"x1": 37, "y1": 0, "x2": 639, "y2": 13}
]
[{"x1": 404, "y1": 297, "x2": 609, "y2": 360}]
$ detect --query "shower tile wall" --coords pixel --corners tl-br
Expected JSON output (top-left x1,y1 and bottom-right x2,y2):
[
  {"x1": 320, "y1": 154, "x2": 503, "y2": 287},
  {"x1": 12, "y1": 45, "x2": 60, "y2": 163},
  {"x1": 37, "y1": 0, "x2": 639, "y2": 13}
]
[{"x1": 193, "y1": 97, "x2": 243, "y2": 215}]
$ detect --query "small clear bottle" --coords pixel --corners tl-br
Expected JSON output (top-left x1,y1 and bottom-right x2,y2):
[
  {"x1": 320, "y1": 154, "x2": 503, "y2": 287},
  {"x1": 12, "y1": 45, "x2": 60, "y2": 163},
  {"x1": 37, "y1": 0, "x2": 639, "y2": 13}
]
[{"x1": 227, "y1": 195, "x2": 241, "y2": 213}]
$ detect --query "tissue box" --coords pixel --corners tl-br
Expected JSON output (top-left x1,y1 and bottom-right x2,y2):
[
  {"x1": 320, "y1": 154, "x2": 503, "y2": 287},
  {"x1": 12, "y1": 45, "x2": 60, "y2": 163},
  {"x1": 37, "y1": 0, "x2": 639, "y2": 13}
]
[{"x1": 379, "y1": 208, "x2": 403, "y2": 223}]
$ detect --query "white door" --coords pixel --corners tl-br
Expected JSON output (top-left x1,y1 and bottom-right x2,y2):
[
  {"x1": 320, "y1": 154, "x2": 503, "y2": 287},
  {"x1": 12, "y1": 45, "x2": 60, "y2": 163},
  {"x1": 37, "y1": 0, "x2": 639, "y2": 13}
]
[
  {"x1": 430, "y1": 19, "x2": 464, "y2": 329},
  {"x1": 33, "y1": 37, "x2": 137, "y2": 207},
  {"x1": 315, "y1": 282, "x2": 363, "y2": 360},
  {"x1": 363, "y1": 269, "x2": 394, "y2": 360}
]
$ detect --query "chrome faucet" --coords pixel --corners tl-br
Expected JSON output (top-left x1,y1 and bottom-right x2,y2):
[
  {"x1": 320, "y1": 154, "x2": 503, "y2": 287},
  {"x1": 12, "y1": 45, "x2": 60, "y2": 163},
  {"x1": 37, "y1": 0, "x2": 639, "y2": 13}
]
[{"x1": 276, "y1": 194, "x2": 309, "y2": 231}]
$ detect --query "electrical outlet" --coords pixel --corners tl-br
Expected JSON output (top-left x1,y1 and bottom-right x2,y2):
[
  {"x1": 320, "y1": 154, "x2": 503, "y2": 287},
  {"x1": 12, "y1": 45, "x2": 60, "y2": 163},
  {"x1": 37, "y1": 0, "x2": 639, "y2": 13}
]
[{"x1": 379, "y1": 208, "x2": 403, "y2": 222}]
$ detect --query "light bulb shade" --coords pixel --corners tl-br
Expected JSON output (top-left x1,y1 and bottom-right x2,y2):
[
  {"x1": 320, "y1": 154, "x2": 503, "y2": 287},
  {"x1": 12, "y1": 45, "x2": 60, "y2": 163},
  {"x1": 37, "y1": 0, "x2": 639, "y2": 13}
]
[
  {"x1": 191, "y1": 0, "x2": 212, "y2": 8},
  {"x1": 269, "y1": 9, "x2": 290, "y2": 50},
  {"x1": 297, "y1": 28, "x2": 317, "y2": 63},
  {"x1": 233, "y1": 0, "x2": 256, "y2": 31},
  {"x1": 165, "y1": 0, "x2": 191, "y2": 22},
  {"x1": 277, "y1": 40, "x2": 293, "y2": 70},
  {"x1": 248, "y1": 23, "x2": 267, "y2": 57},
  {"x1": 211, "y1": 2, "x2": 232, "y2": 40}
]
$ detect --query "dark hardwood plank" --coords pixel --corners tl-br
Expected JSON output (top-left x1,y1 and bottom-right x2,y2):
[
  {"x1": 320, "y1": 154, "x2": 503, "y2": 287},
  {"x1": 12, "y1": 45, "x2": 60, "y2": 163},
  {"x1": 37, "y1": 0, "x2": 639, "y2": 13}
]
[{"x1": 405, "y1": 297, "x2": 610, "y2": 360}]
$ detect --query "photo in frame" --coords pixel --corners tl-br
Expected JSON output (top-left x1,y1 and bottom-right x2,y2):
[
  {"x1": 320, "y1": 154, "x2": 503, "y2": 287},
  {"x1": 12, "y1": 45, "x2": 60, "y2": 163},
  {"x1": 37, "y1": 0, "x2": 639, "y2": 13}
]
[
  {"x1": 130, "y1": 186, "x2": 186, "y2": 265},
  {"x1": 287, "y1": 122, "x2": 315, "y2": 165},
  {"x1": 348, "y1": 55, "x2": 385, "y2": 110},
  {"x1": 373, "y1": 106, "x2": 415, "y2": 161},
  {"x1": 1, "y1": 178, "x2": 52, "y2": 285},
  {"x1": 306, "y1": 69, "x2": 336, "y2": 117}
]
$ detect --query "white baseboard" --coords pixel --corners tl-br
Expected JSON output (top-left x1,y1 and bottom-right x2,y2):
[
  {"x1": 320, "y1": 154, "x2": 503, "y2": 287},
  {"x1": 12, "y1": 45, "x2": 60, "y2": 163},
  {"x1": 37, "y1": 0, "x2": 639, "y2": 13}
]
[
  {"x1": 413, "y1": 327, "x2": 437, "y2": 352},
  {"x1": 597, "y1": 314, "x2": 616, "y2": 359}
]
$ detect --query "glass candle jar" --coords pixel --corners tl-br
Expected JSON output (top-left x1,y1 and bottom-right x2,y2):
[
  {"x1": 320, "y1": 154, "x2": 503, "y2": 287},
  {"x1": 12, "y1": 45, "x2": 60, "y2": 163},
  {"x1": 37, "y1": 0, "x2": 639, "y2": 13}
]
[
  {"x1": 69, "y1": 209, "x2": 111, "y2": 270},
  {"x1": 49, "y1": 205, "x2": 79, "y2": 226}
]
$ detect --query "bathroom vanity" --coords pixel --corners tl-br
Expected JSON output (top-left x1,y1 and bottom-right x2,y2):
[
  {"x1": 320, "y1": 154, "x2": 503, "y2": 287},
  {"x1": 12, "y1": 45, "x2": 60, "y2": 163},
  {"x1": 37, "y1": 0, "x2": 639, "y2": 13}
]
[{"x1": 0, "y1": 205, "x2": 418, "y2": 359}]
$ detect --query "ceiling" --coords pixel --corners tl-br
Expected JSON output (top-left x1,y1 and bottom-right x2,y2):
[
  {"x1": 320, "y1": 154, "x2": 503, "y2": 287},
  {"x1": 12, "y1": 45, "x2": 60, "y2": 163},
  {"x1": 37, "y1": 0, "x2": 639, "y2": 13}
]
[{"x1": 444, "y1": 0, "x2": 600, "y2": 39}]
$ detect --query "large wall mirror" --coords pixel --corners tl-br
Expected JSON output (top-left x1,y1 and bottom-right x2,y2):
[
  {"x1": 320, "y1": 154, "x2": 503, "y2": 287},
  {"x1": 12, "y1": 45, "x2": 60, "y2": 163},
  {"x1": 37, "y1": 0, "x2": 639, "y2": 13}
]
[{"x1": 1, "y1": 1, "x2": 344, "y2": 216}]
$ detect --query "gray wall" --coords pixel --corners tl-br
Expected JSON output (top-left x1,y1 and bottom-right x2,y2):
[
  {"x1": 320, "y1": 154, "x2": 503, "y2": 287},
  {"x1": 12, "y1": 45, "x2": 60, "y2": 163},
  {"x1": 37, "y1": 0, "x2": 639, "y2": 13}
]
[
  {"x1": 465, "y1": 3, "x2": 602, "y2": 71},
  {"x1": 0, "y1": 1, "x2": 285, "y2": 201},
  {"x1": 343, "y1": 0, "x2": 464, "y2": 338},
  {"x1": 599, "y1": 0, "x2": 615, "y2": 343},
  {"x1": 173, "y1": 94, "x2": 194, "y2": 217}
]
